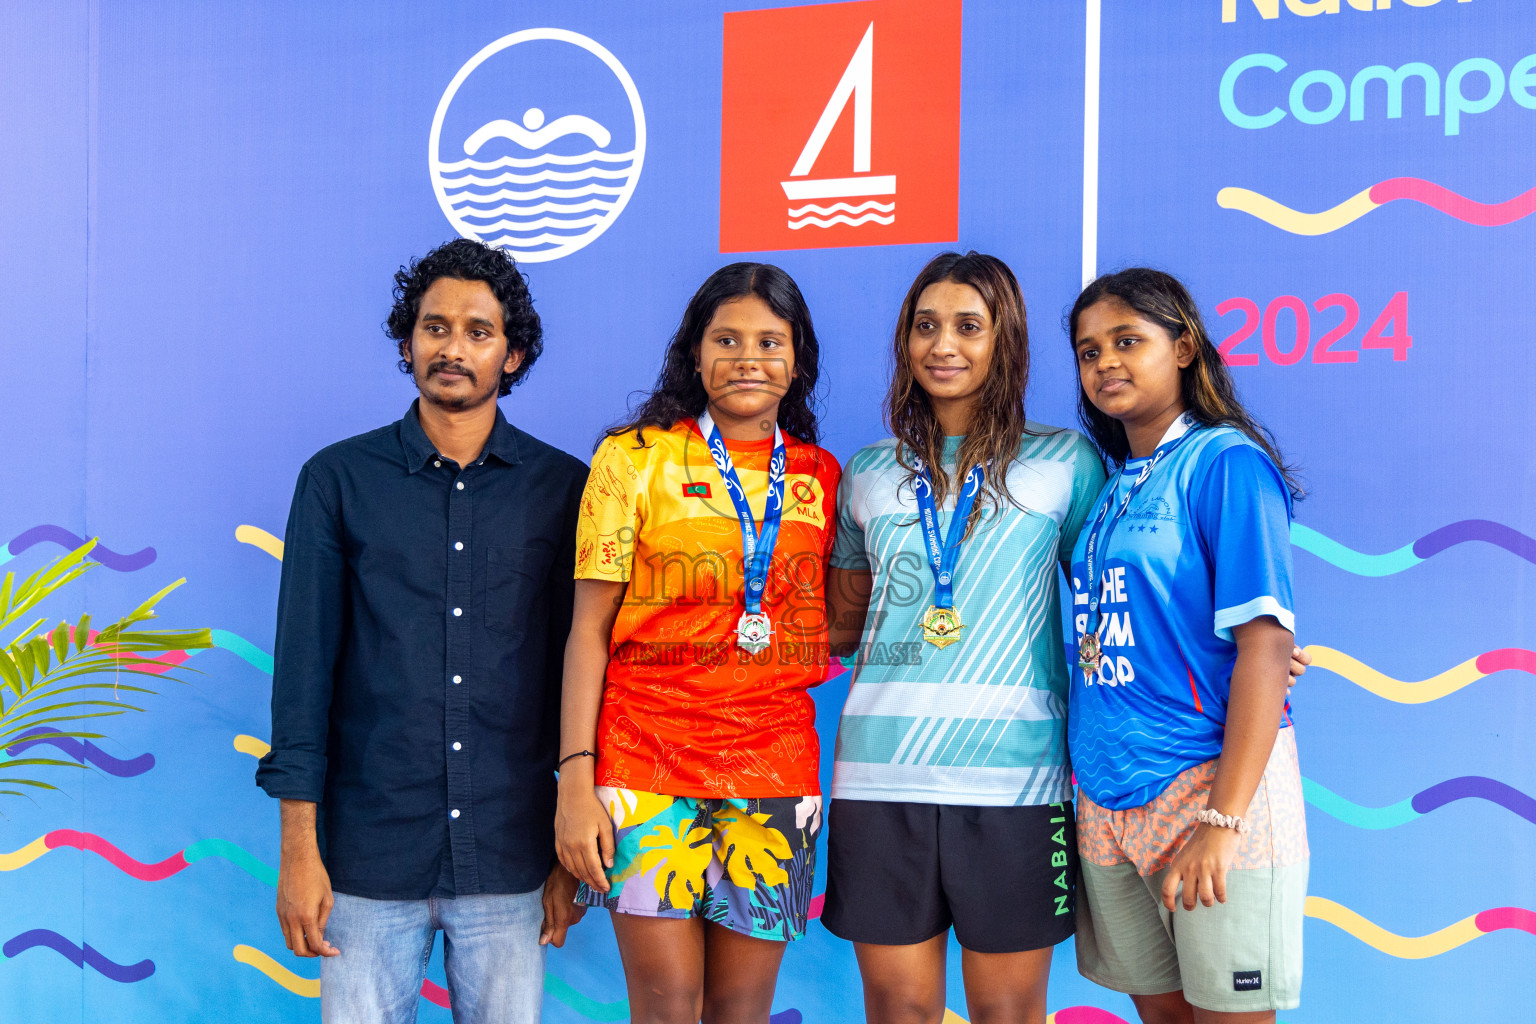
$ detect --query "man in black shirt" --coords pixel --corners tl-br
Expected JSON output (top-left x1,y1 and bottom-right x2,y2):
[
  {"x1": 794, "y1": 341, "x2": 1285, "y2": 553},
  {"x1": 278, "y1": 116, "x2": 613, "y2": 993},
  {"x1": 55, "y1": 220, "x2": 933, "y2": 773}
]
[{"x1": 256, "y1": 239, "x2": 586, "y2": 1023}]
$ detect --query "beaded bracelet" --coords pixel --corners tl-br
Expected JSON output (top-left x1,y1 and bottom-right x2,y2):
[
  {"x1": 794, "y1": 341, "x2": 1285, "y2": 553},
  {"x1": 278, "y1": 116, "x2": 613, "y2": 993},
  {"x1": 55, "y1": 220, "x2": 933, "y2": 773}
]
[
  {"x1": 557, "y1": 750, "x2": 595, "y2": 770},
  {"x1": 1196, "y1": 807, "x2": 1252, "y2": 835}
]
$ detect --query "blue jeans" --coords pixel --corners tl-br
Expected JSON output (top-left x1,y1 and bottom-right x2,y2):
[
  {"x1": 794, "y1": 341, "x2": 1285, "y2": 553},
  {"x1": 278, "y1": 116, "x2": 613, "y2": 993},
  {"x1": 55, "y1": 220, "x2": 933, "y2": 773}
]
[{"x1": 320, "y1": 888, "x2": 544, "y2": 1024}]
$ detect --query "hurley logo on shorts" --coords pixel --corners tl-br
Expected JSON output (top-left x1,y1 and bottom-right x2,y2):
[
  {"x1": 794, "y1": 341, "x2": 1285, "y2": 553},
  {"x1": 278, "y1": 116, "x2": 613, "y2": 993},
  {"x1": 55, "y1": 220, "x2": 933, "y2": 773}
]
[
  {"x1": 682, "y1": 482, "x2": 711, "y2": 498},
  {"x1": 1233, "y1": 970, "x2": 1263, "y2": 992}
]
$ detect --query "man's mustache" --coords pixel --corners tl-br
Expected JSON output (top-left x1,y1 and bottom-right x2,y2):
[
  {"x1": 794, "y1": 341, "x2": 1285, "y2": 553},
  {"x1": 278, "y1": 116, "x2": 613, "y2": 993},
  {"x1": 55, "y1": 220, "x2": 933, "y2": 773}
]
[{"x1": 427, "y1": 360, "x2": 476, "y2": 382}]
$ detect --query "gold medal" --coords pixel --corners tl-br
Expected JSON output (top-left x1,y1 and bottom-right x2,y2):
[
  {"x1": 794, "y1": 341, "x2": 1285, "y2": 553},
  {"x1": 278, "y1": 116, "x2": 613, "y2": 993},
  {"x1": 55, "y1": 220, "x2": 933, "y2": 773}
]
[
  {"x1": 921, "y1": 605, "x2": 964, "y2": 649},
  {"x1": 1077, "y1": 632, "x2": 1103, "y2": 674}
]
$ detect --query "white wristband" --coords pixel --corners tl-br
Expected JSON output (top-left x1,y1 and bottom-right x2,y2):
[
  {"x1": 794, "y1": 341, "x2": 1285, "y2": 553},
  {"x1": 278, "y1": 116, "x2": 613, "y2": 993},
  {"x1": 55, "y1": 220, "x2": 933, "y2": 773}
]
[{"x1": 1197, "y1": 807, "x2": 1251, "y2": 835}]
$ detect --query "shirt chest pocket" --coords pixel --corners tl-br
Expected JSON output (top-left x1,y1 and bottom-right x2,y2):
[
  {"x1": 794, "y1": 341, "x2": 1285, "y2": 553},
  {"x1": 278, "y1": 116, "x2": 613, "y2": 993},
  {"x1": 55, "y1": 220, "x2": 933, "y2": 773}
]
[{"x1": 483, "y1": 545, "x2": 554, "y2": 640}]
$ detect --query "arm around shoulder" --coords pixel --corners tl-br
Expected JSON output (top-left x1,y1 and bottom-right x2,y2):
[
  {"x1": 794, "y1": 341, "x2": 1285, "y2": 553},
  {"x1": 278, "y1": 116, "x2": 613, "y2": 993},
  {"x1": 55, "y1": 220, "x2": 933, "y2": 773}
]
[{"x1": 1161, "y1": 614, "x2": 1294, "y2": 913}]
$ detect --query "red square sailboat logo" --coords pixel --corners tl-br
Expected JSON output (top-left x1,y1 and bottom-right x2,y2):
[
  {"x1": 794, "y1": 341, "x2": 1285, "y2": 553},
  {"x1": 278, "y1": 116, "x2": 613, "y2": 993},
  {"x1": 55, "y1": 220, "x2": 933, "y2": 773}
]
[{"x1": 720, "y1": 0, "x2": 961, "y2": 253}]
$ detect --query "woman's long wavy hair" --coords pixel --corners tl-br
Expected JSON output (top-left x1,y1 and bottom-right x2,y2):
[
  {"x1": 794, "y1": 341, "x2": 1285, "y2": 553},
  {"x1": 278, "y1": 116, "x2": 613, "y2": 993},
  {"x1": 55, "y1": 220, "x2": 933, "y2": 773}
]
[
  {"x1": 605, "y1": 263, "x2": 823, "y2": 447},
  {"x1": 1068, "y1": 268, "x2": 1304, "y2": 498},
  {"x1": 886, "y1": 251, "x2": 1037, "y2": 531}
]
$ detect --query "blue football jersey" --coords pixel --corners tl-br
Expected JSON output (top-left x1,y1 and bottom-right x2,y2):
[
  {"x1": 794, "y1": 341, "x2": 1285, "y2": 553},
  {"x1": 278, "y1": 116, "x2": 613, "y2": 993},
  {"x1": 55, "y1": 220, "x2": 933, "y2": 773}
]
[{"x1": 1068, "y1": 420, "x2": 1295, "y2": 811}]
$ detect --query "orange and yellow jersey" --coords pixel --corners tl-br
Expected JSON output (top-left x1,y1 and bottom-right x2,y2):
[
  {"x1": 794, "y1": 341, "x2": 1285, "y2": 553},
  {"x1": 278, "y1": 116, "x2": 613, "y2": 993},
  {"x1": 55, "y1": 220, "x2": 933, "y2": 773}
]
[{"x1": 575, "y1": 418, "x2": 840, "y2": 798}]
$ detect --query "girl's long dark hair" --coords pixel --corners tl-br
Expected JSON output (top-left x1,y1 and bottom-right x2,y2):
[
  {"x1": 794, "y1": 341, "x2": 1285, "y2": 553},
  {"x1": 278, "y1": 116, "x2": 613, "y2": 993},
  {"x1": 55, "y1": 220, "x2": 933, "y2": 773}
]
[
  {"x1": 605, "y1": 263, "x2": 822, "y2": 447},
  {"x1": 886, "y1": 251, "x2": 1037, "y2": 531},
  {"x1": 1067, "y1": 268, "x2": 1303, "y2": 498}
]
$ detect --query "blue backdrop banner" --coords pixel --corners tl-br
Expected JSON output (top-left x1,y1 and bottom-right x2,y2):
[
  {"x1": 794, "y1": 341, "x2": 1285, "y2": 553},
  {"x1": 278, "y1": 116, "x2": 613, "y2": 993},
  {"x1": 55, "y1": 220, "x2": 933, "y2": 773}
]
[{"x1": 0, "y1": 2, "x2": 1530, "y2": 1022}]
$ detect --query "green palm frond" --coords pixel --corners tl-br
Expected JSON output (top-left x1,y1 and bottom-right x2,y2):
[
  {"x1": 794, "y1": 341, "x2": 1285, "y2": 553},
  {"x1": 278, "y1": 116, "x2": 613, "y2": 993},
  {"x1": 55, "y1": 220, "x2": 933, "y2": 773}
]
[
  {"x1": 0, "y1": 757, "x2": 83, "y2": 771},
  {"x1": 0, "y1": 777, "x2": 62, "y2": 792},
  {"x1": 0, "y1": 540, "x2": 213, "y2": 801}
]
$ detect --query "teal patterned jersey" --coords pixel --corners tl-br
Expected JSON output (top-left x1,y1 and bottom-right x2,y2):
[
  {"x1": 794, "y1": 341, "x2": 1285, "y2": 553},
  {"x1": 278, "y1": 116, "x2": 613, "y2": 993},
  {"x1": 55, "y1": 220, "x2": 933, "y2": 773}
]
[{"x1": 830, "y1": 425, "x2": 1106, "y2": 806}]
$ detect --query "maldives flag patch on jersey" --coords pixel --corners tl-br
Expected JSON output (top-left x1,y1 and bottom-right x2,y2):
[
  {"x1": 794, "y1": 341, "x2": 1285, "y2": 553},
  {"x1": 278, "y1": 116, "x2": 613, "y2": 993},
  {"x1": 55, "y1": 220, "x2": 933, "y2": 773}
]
[{"x1": 683, "y1": 482, "x2": 711, "y2": 498}]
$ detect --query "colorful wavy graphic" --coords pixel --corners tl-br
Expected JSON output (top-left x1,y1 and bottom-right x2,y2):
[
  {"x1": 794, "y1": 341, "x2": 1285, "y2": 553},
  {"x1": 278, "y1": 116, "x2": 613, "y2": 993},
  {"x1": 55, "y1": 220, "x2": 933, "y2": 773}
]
[
  {"x1": 1306, "y1": 897, "x2": 1536, "y2": 958},
  {"x1": 1305, "y1": 775, "x2": 1536, "y2": 829},
  {"x1": 208, "y1": 629, "x2": 275, "y2": 674},
  {"x1": 1219, "y1": 179, "x2": 1536, "y2": 235},
  {"x1": 422, "y1": 979, "x2": 451, "y2": 1008},
  {"x1": 2, "y1": 727, "x2": 155, "y2": 776},
  {"x1": 4, "y1": 928, "x2": 155, "y2": 982},
  {"x1": 1047, "y1": 1009, "x2": 1134, "y2": 1024},
  {"x1": 234, "y1": 944, "x2": 319, "y2": 997},
  {"x1": 232, "y1": 948, "x2": 572, "y2": 1010},
  {"x1": 943, "y1": 1008, "x2": 1142, "y2": 1024},
  {"x1": 234, "y1": 734, "x2": 272, "y2": 759},
  {"x1": 1306, "y1": 645, "x2": 1534, "y2": 703},
  {"x1": 1, "y1": 830, "x2": 276, "y2": 886},
  {"x1": 106, "y1": 628, "x2": 273, "y2": 676},
  {"x1": 236, "y1": 524, "x2": 285, "y2": 561},
  {"x1": 1291, "y1": 520, "x2": 1536, "y2": 576},
  {"x1": 536, "y1": 974, "x2": 630, "y2": 1021},
  {"x1": 0, "y1": 524, "x2": 157, "y2": 571}
]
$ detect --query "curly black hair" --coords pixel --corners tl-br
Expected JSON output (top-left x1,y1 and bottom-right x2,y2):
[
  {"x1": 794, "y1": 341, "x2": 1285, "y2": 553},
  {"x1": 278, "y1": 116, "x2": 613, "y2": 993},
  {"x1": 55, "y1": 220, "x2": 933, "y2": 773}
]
[{"x1": 385, "y1": 238, "x2": 543, "y2": 396}]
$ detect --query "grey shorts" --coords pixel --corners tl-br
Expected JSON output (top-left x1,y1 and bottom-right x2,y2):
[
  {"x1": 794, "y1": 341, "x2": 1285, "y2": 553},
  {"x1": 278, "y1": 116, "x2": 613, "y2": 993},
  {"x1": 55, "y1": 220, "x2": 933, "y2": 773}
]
[
  {"x1": 1074, "y1": 730, "x2": 1309, "y2": 1012},
  {"x1": 1076, "y1": 859, "x2": 1308, "y2": 1013}
]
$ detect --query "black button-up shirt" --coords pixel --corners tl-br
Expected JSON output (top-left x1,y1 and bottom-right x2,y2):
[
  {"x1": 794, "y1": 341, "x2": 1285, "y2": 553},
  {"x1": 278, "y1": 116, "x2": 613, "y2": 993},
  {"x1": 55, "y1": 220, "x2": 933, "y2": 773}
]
[{"x1": 256, "y1": 401, "x2": 586, "y2": 900}]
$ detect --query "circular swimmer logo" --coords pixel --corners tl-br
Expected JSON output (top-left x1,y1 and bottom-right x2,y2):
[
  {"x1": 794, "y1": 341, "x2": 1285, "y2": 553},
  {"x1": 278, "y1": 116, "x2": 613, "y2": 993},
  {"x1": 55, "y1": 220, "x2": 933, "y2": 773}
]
[{"x1": 429, "y1": 28, "x2": 646, "y2": 263}]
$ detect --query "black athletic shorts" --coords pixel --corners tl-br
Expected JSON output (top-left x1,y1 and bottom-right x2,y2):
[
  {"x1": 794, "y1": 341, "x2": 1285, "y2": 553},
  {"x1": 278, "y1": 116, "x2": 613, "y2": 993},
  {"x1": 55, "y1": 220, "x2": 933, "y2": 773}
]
[{"x1": 821, "y1": 798, "x2": 1077, "y2": 954}]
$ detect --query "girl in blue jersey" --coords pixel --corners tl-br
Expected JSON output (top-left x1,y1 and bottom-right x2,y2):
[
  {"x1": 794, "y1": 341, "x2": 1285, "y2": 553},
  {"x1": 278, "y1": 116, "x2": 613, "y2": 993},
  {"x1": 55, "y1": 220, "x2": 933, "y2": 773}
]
[
  {"x1": 824, "y1": 252, "x2": 1107, "y2": 1024},
  {"x1": 1066, "y1": 269, "x2": 1307, "y2": 1023}
]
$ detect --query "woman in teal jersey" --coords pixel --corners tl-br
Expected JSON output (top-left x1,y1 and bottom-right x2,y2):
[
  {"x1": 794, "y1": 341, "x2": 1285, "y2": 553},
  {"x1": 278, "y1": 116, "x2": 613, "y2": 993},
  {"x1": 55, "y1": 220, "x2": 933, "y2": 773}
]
[
  {"x1": 822, "y1": 251, "x2": 1107, "y2": 1024},
  {"x1": 1066, "y1": 268, "x2": 1308, "y2": 1023}
]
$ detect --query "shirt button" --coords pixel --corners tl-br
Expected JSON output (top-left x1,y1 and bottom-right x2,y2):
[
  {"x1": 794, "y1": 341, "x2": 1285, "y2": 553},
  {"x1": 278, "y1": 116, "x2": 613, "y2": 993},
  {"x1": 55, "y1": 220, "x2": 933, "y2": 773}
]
[
  {"x1": 456, "y1": 481, "x2": 465, "y2": 490},
  {"x1": 450, "y1": 809, "x2": 460, "y2": 819},
  {"x1": 452, "y1": 675, "x2": 462, "y2": 684},
  {"x1": 453, "y1": 607, "x2": 462, "y2": 617},
  {"x1": 434, "y1": 460, "x2": 441, "y2": 468},
  {"x1": 454, "y1": 541, "x2": 463, "y2": 551},
  {"x1": 452, "y1": 742, "x2": 462, "y2": 751}
]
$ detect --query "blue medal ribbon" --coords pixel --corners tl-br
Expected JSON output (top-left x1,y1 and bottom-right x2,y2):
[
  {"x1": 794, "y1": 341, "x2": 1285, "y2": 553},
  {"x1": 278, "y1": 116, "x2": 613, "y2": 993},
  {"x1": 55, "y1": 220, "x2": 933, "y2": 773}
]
[
  {"x1": 1081, "y1": 415, "x2": 1199, "y2": 653},
  {"x1": 696, "y1": 411, "x2": 786, "y2": 617},
  {"x1": 912, "y1": 454, "x2": 985, "y2": 611}
]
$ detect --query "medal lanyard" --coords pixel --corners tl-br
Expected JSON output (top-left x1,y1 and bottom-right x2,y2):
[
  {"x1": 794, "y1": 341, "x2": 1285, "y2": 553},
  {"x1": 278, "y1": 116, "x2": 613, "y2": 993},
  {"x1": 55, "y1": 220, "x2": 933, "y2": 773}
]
[
  {"x1": 1083, "y1": 416, "x2": 1198, "y2": 637},
  {"x1": 912, "y1": 455, "x2": 985, "y2": 611},
  {"x1": 697, "y1": 411, "x2": 786, "y2": 616}
]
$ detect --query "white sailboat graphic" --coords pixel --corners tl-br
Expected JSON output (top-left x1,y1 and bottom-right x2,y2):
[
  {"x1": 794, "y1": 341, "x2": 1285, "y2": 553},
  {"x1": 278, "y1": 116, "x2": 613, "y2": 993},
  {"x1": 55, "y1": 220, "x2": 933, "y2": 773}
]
[{"x1": 780, "y1": 23, "x2": 896, "y2": 230}]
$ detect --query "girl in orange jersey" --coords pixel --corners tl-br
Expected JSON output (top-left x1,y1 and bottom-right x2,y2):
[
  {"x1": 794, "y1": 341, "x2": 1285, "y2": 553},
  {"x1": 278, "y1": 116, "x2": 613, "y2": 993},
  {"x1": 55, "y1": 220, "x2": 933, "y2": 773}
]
[{"x1": 555, "y1": 263, "x2": 839, "y2": 1024}]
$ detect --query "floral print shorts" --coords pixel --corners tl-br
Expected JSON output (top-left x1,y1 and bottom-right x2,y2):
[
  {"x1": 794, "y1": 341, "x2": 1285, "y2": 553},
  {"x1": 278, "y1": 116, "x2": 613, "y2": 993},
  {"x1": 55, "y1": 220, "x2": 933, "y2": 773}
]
[
  {"x1": 1075, "y1": 727, "x2": 1309, "y2": 875},
  {"x1": 576, "y1": 787, "x2": 822, "y2": 941}
]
